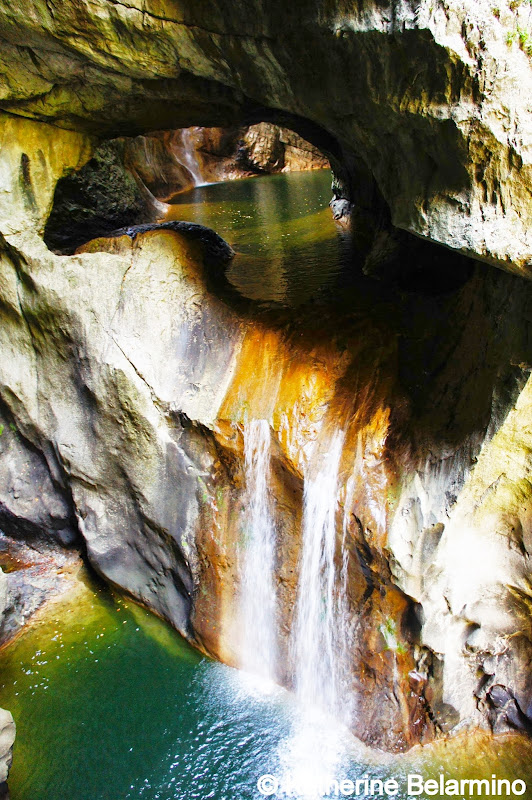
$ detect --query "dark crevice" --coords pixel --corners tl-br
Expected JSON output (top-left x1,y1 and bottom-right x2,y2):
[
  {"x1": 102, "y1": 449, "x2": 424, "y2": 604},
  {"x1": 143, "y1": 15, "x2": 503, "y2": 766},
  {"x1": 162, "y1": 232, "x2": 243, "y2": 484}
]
[{"x1": 44, "y1": 139, "x2": 156, "y2": 255}]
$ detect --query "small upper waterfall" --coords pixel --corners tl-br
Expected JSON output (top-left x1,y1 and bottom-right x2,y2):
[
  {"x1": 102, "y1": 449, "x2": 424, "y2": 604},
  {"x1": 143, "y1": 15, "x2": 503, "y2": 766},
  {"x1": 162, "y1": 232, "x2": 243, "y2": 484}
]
[
  {"x1": 238, "y1": 419, "x2": 278, "y2": 680},
  {"x1": 179, "y1": 128, "x2": 205, "y2": 187},
  {"x1": 292, "y1": 430, "x2": 351, "y2": 720}
]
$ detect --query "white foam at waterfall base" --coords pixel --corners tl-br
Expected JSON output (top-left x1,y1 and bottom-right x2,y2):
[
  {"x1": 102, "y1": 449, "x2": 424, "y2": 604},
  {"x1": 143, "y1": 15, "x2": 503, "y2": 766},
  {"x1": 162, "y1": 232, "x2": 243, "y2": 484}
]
[
  {"x1": 277, "y1": 701, "x2": 362, "y2": 800},
  {"x1": 239, "y1": 419, "x2": 278, "y2": 682}
]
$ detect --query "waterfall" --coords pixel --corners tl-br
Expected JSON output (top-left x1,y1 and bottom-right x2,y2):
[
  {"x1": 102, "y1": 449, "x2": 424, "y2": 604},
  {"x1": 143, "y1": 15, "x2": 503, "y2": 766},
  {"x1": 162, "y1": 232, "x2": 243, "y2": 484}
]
[
  {"x1": 179, "y1": 128, "x2": 204, "y2": 187},
  {"x1": 238, "y1": 419, "x2": 354, "y2": 726},
  {"x1": 276, "y1": 430, "x2": 352, "y2": 800},
  {"x1": 292, "y1": 430, "x2": 351, "y2": 720},
  {"x1": 239, "y1": 420, "x2": 277, "y2": 680}
]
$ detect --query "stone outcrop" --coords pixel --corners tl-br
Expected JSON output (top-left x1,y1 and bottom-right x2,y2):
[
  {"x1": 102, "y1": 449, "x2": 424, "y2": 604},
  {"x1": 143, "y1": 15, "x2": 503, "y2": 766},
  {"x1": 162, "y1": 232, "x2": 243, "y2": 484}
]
[
  {"x1": 0, "y1": 707, "x2": 15, "y2": 787},
  {"x1": 44, "y1": 139, "x2": 157, "y2": 255},
  {"x1": 233, "y1": 123, "x2": 329, "y2": 176},
  {"x1": 0, "y1": 0, "x2": 531, "y2": 276},
  {"x1": 0, "y1": 531, "x2": 82, "y2": 643},
  {"x1": 0, "y1": 114, "x2": 92, "y2": 238},
  {"x1": 0, "y1": 572, "x2": 15, "y2": 789}
]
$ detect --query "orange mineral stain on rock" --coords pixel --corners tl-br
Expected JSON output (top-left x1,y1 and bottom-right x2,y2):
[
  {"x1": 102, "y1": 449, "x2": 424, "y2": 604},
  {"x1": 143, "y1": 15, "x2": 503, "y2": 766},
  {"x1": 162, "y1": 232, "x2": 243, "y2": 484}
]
[{"x1": 218, "y1": 323, "x2": 353, "y2": 474}]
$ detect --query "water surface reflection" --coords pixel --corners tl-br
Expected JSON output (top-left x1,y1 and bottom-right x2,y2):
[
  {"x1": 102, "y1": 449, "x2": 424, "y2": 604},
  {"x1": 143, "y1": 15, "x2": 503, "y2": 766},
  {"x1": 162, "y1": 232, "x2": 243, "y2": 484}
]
[
  {"x1": 166, "y1": 170, "x2": 348, "y2": 306},
  {"x1": 1, "y1": 572, "x2": 531, "y2": 800}
]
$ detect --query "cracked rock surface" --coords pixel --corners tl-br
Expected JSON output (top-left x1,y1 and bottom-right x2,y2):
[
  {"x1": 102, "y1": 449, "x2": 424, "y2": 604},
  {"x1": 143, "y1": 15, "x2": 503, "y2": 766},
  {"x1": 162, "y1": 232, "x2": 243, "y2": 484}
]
[{"x1": 0, "y1": 0, "x2": 531, "y2": 275}]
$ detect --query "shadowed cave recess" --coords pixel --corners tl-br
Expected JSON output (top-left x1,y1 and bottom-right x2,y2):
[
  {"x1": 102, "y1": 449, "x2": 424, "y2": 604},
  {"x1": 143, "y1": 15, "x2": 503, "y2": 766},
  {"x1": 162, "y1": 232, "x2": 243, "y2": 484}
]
[{"x1": 1, "y1": 1, "x2": 532, "y2": 793}]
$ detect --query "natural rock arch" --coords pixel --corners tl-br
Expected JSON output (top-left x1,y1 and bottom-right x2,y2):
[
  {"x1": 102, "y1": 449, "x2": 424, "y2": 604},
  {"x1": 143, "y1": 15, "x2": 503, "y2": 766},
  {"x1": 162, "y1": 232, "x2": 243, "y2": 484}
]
[
  {"x1": 0, "y1": 0, "x2": 530, "y2": 275},
  {"x1": 2, "y1": 0, "x2": 532, "y2": 759}
]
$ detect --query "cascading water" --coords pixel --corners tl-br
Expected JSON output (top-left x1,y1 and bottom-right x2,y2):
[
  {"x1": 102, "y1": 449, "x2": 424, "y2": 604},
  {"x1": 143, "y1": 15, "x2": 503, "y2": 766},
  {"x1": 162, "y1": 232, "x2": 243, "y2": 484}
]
[
  {"x1": 236, "y1": 417, "x2": 356, "y2": 797},
  {"x1": 292, "y1": 430, "x2": 351, "y2": 720},
  {"x1": 239, "y1": 419, "x2": 278, "y2": 681},
  {"x1": 179, "y1": 128, "x2": 205, "y2": 187},
  {"x1": 276, "y1": 430, "x2": 354, "y2": 800}
]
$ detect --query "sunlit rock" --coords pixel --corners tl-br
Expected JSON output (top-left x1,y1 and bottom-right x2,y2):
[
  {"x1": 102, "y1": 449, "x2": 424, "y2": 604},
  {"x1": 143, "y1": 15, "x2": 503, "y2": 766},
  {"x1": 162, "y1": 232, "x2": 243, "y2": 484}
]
[
  {"x1": 1, "y1": 19, "x2": 532, "y2": 753},
  {"x1": 0, "y1": 0, "x2": 531, "y2": 274}
]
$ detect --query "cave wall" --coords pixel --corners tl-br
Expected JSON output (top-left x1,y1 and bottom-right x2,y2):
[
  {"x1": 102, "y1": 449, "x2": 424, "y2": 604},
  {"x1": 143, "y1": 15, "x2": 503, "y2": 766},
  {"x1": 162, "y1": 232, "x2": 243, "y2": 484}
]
[
  {"x1": 0, "y1": 0, "x2": 530, "y2": 275},
  {"x1": 1, "y1": 114, "x2": 532, "y2": 751}
]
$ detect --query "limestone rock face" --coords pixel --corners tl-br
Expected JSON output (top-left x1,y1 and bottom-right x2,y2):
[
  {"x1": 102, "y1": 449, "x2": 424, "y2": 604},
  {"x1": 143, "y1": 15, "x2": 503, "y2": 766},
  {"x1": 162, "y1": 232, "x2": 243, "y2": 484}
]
[
  {"x1": 0, "y1": 225, "x2": 238, "y2": 635},
  {"x1": 389, "y1": 371, "x2": 532, "y2": 736},
  {"x1": 0, "y1": 573, "x2": 15, "y2": 786},
  {"x1": 0, "y1": 707, "x2": 15, "y2": 785},
  {"x1": 0, "y1": 0, "x2": 531, "y2": 276},
  {"x1": 0, "y1": 114, "x2": 92, "y2": 236},
  {"x1": 163, "y1": 124, "x2": 328, "y2": 188},
  {"x1": 123, "y1": 131, "x2": 204, "y2": 200},
  {"x1": 0, "y1": 408, "x2": 78, "y2": 545},
  {"x1": 44, "y1": 140, "x2": 156, "y2": 254},
  {"x1": 1, "y1": 105, "x2": 532, "y2": 747},
  {"x1": 238, "y1": 123, "x2": 329, "y2": 175},
  {"x1": 0, "y1": 569, "x2": 7, "y2": 623}
]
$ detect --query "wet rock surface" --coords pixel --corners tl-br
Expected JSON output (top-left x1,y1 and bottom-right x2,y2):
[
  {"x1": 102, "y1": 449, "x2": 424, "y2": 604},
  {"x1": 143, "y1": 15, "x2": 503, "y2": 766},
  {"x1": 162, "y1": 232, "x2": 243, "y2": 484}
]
[
  {"x1": 0, "y1": 708, "x2": 15, "y2": 787},
  {"x1": 0, "y1": 408, "x2": 78, "y2": 547},
  {"x1": 0, "y1": 0, "x2": 531, "y2": 275},
  {"x1": 236, "y1": 123, "x2": 328, "y2": 175},
  {"x1": 2, "y1": 198, "x2": 532, "y2": 748},
  {"x1": 0, "y1": 533, "x2": 82, "y2": 644},
  {"x1": 104, "y1": 221, "x2": 236, "y2": 268},
  {"x1": 0, "y1": 571, "x2": 13, "y2": 789},
  {"x1": 44, "y1": 140, "x2": 156, "y2": 255},
  {"x1": 0, "y1": 531, "x2": 78, "y2": 788}
]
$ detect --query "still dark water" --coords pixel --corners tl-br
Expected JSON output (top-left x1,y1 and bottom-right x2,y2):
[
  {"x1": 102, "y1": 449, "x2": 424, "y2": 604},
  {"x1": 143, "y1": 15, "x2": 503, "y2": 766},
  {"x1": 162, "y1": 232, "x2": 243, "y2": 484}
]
[{"x1": 165, "y1": 170, "x2": 348, "y2": 306}]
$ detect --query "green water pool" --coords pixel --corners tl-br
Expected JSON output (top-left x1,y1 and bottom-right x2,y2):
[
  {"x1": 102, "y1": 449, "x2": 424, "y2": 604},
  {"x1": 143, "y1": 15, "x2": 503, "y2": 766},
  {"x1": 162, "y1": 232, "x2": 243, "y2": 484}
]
[
  {"x1": 165, "y1": 170, "x2": 349, "y2": 306},
  {"x1": 2, "y1": 571, "x2": 532, "y2": 800}
]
